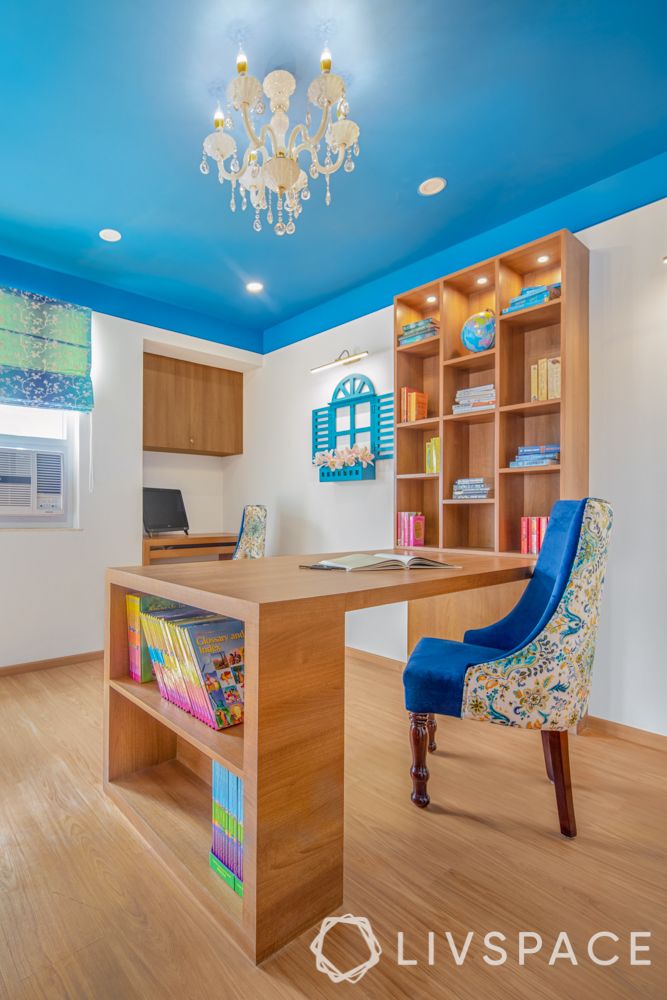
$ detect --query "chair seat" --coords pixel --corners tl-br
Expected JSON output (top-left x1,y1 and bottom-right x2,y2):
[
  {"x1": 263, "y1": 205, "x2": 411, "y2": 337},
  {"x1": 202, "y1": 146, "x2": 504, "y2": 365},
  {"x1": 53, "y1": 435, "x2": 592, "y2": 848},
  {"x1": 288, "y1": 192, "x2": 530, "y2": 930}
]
[{"x1": 403, "y1": 638, "x2": 507, "y2": 717}]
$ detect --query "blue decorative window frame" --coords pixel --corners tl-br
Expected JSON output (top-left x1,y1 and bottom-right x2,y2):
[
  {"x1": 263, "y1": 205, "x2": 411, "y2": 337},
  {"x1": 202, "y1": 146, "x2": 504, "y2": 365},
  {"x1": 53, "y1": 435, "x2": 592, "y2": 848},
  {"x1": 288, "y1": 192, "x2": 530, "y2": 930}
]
[{"x1": 312, "y1": 374, "x2": 394, "y2": 482}]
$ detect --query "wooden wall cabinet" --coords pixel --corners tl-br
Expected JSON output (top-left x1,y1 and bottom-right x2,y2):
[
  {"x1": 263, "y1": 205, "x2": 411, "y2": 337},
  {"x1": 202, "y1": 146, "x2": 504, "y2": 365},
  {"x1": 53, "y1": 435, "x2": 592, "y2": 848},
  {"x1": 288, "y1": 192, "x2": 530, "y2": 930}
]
[{"x1": 143, "y1": 353, "x2": 243, "y2": 457}]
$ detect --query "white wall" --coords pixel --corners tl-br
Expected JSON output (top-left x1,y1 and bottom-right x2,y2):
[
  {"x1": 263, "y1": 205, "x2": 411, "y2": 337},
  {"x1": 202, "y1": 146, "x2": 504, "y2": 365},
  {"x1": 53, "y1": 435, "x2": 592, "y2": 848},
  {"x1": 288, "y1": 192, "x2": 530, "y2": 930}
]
[
  {"x1": 221, "y1": 307, "x2": 408, "y2": 661},
  {"x1": 143, "y1": 452, "x2": 226, "y2": 533},
  {"x1": 0, "y1": 313, "x2": 143, "y2": 665},
  {"x1": 585, "y1": 199, "x2": 667, "y2": 734},
  {"x1": 0, "y1": 313, "x2": 259, "y2": 668},
  {"x1": 223, "y1": 197, "x2": 667, "y2": 735}
]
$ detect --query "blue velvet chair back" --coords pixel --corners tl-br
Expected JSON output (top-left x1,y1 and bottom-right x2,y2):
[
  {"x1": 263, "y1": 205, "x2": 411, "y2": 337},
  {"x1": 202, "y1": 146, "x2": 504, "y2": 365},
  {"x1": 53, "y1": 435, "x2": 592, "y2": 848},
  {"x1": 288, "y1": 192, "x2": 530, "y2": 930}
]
[{"x1": 465, "y1": 499, "x2": 587, "y2": 653}]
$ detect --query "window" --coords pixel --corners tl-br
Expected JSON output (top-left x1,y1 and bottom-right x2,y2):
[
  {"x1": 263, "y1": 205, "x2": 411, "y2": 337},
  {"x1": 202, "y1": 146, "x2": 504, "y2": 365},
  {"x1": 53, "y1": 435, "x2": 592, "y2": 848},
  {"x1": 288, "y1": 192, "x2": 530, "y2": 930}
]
[{"x1": 0, "y1": 404, "x2": 79, "y2": 527}]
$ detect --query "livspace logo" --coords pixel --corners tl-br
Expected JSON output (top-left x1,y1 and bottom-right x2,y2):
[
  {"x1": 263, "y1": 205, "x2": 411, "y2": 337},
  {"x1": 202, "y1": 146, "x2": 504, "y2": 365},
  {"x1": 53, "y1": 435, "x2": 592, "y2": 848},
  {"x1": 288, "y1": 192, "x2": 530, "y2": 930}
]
[{"x1": 310, "y1": 917, "x2": 651, "y2": 984}]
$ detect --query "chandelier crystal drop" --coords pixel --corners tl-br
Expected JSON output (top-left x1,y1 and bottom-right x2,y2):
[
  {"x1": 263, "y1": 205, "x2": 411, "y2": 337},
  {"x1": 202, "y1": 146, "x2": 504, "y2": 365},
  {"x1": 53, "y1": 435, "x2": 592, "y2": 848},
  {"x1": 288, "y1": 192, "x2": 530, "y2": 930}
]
[{"x1": 199, "y1": 46, "x2": 360, "y2": 236}]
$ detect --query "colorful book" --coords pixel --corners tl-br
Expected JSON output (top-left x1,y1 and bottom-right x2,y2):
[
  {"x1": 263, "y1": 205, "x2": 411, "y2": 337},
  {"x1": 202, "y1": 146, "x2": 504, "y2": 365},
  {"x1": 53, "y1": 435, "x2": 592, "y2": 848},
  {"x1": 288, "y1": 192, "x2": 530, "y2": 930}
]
[
  {"x1": 211, "y1": 761, "x2": 244, "y2": 897},
  {"x1": 126, "y1": 593, "x2": 181, "y2": 683},
  {"x1": 521, "y1": 517, "x2": 529, "y2": 554},
  {"x1": 530, "y1": 364, "x2": 538, "y2": 402}
]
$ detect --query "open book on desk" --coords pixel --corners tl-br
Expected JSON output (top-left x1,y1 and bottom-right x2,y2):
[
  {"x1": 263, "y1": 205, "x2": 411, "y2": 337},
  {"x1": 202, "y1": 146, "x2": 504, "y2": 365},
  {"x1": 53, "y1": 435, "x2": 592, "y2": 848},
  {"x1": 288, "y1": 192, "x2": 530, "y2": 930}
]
[{"x1": 300, "y1": 553, "x2": 462, "y2": 572}]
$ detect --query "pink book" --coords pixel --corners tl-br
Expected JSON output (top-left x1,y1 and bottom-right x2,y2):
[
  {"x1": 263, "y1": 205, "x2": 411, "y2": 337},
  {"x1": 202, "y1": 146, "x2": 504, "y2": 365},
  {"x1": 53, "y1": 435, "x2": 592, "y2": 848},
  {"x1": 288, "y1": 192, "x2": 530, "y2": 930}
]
[{"x1": 409, "y1": 515, "x2": 425, "y2": 547}]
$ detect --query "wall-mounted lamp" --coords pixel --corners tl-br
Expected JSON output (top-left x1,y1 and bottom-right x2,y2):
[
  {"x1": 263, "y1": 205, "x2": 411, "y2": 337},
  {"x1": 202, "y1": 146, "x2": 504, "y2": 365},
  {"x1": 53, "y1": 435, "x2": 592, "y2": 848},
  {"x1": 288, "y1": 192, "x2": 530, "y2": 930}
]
[{"x1": 310, "y1": 349, "x2": 370, "y2": 374}]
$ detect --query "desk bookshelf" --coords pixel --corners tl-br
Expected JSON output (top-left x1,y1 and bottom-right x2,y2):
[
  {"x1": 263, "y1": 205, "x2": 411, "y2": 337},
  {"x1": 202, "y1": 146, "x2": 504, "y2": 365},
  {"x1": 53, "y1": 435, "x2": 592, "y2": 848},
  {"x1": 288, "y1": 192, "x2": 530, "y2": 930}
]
[{"x1": 104, "y1": 553, "x2": 533, "y2": 963}]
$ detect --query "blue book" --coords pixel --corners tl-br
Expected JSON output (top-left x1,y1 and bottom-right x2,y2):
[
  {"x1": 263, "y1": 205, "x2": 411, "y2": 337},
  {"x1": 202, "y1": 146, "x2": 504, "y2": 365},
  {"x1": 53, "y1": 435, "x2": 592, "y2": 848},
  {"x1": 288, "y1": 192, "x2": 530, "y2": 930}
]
[
  {"x1": 402, "y1": 319, "x2": 438, "y2": 334},
  {"x1": 509, "y1": 458, "x2": 559, "y2": 467},
  {"x1": 517, "y1": 444, "x2": 560, "y2": 455}
]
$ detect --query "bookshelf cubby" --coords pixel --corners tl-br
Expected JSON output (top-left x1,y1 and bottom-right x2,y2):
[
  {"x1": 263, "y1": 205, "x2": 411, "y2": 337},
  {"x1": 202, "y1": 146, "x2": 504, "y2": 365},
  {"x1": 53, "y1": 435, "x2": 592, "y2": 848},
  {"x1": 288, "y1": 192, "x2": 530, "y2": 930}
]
[{"x1": 394, "y1": 229, "x2": 589, "y2": 555}]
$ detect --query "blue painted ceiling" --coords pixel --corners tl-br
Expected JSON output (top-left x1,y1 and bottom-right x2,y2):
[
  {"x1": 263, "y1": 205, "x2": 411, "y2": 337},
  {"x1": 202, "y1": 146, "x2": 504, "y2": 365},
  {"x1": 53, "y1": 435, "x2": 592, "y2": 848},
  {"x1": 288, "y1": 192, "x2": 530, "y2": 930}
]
[{"x1": 1, "y1": 0, "x2": 666, "y2": 349}]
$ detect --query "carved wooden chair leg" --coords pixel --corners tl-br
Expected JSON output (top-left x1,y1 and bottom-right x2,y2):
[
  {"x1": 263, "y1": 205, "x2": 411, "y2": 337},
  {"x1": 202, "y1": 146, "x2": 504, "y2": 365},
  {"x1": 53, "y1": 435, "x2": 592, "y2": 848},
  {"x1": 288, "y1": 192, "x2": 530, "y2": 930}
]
[
  {"x1": 427, "y1": 713, "x2": 437, "y2": 753},
  {"x1": 409, "y1": 712, "x2": 430, "y2": 808},
  {"x1": 541, "y1": 730, "x2": 555, "y2": 783},
  {"x1": 545, "y1": 731, "x2": 577, "y2": 837}
]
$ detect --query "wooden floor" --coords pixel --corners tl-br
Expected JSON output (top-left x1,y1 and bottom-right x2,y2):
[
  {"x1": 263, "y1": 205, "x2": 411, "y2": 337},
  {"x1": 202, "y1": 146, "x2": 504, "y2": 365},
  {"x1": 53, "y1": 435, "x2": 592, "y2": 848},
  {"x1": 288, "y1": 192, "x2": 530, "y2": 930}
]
[{"x1": 0, "y1": 655, "x2": 665, "y2": 999}]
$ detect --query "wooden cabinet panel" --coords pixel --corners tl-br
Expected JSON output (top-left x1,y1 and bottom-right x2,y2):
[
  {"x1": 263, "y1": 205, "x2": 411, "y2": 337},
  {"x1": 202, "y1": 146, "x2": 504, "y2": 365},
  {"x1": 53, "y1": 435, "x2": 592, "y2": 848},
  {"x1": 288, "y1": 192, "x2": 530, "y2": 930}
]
[{"x1": 143, "y1": 353, "x2": 243, "y2": 456}]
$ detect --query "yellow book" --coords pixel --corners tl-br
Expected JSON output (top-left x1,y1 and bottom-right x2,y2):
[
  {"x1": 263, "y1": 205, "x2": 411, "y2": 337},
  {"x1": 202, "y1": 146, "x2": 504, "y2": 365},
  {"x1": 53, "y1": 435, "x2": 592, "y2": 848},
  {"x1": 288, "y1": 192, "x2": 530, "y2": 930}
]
[
  {"x1": 530, "y1": 364, "x2": 538, "y2": 402},
  {"x1": 425, "y1": 440, "x2": 433, "y2": 475},
  {"x1": 537, "y1": 358, "x2": 548, "y2": 401},
  {"x1": 547, "y1": 356, "x2": 561, "y2": 399},
  {"x1": 433, "y1": 436, "x2": 441, "y2": 474}
]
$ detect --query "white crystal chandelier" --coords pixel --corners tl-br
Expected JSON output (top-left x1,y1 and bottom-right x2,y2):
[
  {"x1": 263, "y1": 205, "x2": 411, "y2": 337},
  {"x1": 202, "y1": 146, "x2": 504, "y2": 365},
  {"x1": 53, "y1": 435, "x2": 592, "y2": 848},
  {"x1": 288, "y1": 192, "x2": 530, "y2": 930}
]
[{"x1": 199, "y1": 46, "x2": 360, "y2": 236}]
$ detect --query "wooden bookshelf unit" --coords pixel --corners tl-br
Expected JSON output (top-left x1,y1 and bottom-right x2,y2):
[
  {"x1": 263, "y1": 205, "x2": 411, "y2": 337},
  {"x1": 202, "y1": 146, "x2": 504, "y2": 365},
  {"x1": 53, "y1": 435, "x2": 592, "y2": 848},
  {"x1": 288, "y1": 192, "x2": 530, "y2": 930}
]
[{"x1": 394, "y1": 230, "x2": 589, "y2": 556}]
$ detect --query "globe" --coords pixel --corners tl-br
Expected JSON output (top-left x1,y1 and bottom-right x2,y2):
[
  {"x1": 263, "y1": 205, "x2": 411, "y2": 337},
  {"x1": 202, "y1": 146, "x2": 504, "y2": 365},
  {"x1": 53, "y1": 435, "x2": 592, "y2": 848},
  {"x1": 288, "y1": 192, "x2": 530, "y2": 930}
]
[{"x1": 461, "y1": 309, "x2": 496, "y2": 352}]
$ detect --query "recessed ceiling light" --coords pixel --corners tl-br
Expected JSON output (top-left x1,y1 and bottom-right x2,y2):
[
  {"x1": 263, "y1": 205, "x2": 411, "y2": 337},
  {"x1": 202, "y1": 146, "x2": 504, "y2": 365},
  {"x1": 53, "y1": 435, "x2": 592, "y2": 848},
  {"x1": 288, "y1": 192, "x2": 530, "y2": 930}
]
[
  {"x1": 246, "y1": 281, "x2": 264, "y2": 293},
  {"x1": 663, "y1": 255, "x2": 667, "y2": 264},
  {"x1": 476, "y1": 276, "x2": 489, "y2": 286},
  {"x1": 426, "y1": 295, "x2": 437, "y2": 304},
  {"x1": 418, "y1": 177, "x2": 447, "y2": 197},
  {"x1": 99, "y1": 228, "x2": 121, "y2": 242},
  {"x1": 537, "y1": 254, "x2": 550, "y2": 264}
]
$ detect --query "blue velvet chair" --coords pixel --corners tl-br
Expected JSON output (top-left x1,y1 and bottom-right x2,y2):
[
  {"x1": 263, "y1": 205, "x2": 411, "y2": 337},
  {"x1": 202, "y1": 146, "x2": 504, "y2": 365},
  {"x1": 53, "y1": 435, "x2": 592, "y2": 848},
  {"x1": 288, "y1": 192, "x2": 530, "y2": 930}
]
[
  {"x1": 233, "y1": 505, "x2": 267, "y2": 559},
  {"x1": 403, "y1": 498, "x2": 613, "y2": 837}
]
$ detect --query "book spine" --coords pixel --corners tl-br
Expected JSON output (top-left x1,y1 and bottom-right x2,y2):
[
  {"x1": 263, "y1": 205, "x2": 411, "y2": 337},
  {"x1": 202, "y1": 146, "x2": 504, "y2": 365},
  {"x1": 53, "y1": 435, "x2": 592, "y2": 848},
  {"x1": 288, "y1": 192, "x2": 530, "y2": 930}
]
[
  {"x1": 411, "y1": 515, "x2": 425, "y2": 547},
  {"x1": 520, "y1": 516, "x2": 529, "y2": 554},
  {"x1": 517, "y1": 444, "x2": 560, "y2": 454},
  {"x1": 538, "y1": 358, "x2": 548, "y2": 401},
  {"x1": 126, "y1": 594, "x2": 140, "y2": 682},
  {"x1": 530, "y1": 364, "x2": 538, "y2": 402},
  {"x1": 547, "y1": 356, "x2": 561, "y2": 399},
  {"x1": 530, "y1": 517, "x2": 539, "y2": 555}
]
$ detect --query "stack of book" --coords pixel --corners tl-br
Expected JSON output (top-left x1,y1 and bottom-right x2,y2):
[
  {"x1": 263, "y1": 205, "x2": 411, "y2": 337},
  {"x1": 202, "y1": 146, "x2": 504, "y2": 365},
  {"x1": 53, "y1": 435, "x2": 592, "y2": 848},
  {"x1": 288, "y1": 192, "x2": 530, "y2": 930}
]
[
  {"x1": 521, "y1": 515, "x2": 550, "y2": 555},
  {"x1": 134, "y1": 601, "x2": 245, "y2": 730},
  {"x1": 210, "y1": 762, "x2": 244, "y2": 897},
  {"x1": 424, "y1": 436, "x2": 440, "y2": 474},
  {"x1": 397, "y1": 511, "x2": 425, "y2": 547},
  {"x1": 530, "y1": 356, "x2": 561, "y2": 401},
  {"x1": 452, "y1": 383, "x2": 496, "y2": 414},
  {"x1": 398, "y1": 317, "x2": 439, "y2": 347},
  {"x1": 399, "y1": 387, "x2": 429, "y2": 422},
  {"x1": 501, "y1": 281, "x2": 561, "y2": 315},
  {"x1": 452, "y1": 477, "x2": 493, "y2": 500},
  {"x1": 509, "y1": 444, "x2": 560, "y2": 468}
]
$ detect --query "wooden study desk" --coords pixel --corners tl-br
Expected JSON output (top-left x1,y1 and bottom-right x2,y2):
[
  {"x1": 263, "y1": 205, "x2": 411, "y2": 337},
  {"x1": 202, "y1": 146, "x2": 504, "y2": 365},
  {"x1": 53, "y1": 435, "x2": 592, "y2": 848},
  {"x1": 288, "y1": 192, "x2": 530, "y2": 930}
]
[
  {"x1": 104, "y1": 551, "x2": 533, "y2": 963},
  {"x1": 142, "y1": 531, "x2": 238, "y2": 565}
]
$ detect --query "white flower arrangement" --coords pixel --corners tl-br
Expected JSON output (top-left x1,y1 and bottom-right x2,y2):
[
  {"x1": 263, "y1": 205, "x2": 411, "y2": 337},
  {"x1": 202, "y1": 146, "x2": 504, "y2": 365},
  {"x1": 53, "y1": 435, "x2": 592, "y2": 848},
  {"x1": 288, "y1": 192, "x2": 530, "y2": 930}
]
[{"x1": 314, "y1": 442, "x2": 375, "y2": 471}]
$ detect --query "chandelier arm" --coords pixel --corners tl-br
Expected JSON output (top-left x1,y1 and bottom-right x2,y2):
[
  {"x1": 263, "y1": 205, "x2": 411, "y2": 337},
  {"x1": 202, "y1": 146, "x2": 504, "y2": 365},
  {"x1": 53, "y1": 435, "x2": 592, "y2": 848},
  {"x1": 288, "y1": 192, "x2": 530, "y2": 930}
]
[
  {"x1": 287, "y1": 123, "x2": 306, "y2": 155},
  {"x1": 217, "y1": 163, "x2": 238, "y2": 182},
  {"x1": 240, "y1": 103, "x2": 265, "y2": 148},
  {"x1": 311, "y1": 146, "x2": 346, "y2": 175}
]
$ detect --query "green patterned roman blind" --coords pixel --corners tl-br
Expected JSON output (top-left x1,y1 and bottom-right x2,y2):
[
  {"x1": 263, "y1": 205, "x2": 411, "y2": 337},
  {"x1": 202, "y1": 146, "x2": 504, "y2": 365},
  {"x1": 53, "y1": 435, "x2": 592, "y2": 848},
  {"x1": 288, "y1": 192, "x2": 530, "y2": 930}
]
[{"x1": 0, "y1": 285, "x2": 93, "y2": 412}]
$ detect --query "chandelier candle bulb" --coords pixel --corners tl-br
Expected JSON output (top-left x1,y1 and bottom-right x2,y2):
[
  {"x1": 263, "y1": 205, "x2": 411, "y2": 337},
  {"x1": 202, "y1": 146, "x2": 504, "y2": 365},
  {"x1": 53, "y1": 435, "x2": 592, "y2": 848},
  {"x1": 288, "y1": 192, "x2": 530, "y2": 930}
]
[
  {"x1": 236, "y1": 48, "x2": 248, "y2": 75},
  {"x1": 213, "y1": 104, "x2": 225, "y2": 130},
  {"x1": 320, "y1": 46, "x2": 332, "y2": 73}
]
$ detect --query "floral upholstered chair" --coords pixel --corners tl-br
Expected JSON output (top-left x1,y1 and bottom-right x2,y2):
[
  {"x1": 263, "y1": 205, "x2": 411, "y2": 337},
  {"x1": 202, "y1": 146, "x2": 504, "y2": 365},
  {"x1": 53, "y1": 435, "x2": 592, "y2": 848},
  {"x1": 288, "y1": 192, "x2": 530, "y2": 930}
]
[
  {"x1": 403, "y1": 498, "x2": 613, "y2": 837},
  {"x1": 232, "y1": 505, "x2": 267, "y2": 560}
]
